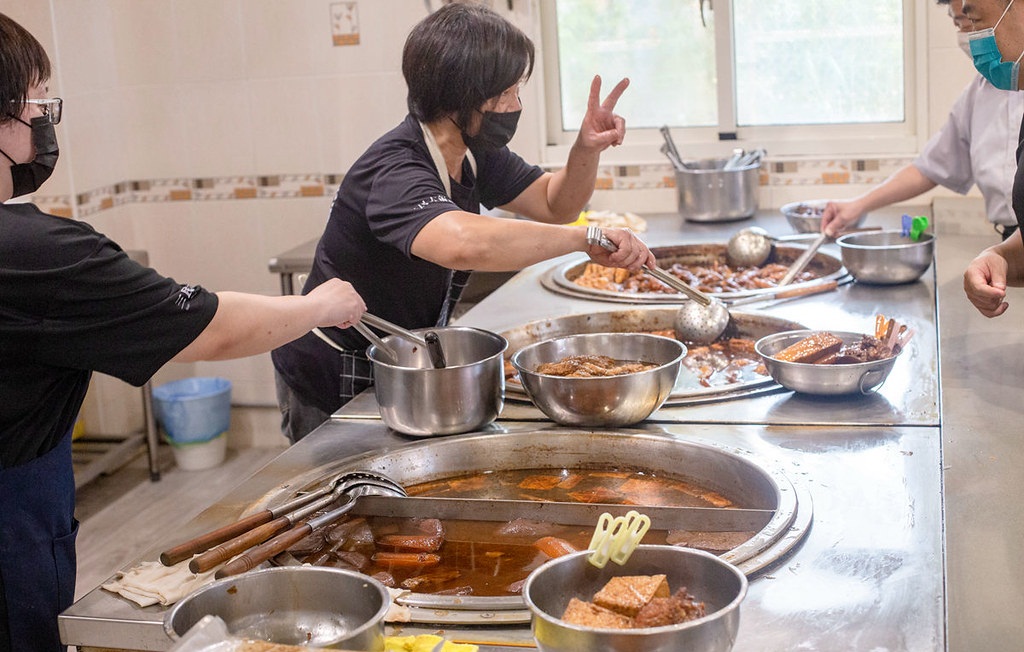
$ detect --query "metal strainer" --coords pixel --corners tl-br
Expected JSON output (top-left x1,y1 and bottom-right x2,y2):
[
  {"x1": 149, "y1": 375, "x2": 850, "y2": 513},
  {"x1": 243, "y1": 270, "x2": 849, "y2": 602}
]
[{"x1": 726, "y1": 227, "x2": 821, "y2": 267}]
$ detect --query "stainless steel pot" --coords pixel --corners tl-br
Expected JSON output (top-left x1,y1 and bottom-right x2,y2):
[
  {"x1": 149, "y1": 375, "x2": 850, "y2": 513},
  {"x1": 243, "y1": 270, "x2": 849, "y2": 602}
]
[
  {"x1": 675, "y1": 158, "x2": 760, "y2": 223},
  {"x1": 164, "y1": 566, "x2": 389, "y2": 649},
  {"x1": 524, "y1": 545, "x2": 747, "y2": 652},
  {"x1": 368, "y1": 326, "x2": 507, "y2": 436}
]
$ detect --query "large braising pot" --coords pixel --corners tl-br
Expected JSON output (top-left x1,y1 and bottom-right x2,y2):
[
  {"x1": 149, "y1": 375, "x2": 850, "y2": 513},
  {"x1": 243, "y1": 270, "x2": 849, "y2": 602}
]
[{"x1": 368, "y1": 326, "x2": 507, "y2": 436}]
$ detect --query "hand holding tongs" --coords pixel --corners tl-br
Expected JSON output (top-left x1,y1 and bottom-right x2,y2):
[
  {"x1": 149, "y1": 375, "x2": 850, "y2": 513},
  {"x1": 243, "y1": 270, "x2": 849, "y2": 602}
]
[{"x1": 313, "y1": 312, "x2": 447, "y2": 368}]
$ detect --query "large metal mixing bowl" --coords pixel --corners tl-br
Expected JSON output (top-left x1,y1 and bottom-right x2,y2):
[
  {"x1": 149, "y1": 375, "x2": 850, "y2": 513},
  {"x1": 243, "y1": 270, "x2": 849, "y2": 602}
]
[
  {"x1": 755, "y1": 330, "x2": 899, "y2": 395},
  {"x1": 780, "y1": 199, "x2": 866, "y2": 234},
  {"x1": 164, "y1": 566, "x2": 389, "y2": 649},
  {"x1": 836, "y1": 230, "x2": 934, "y2": 284},
  {"x1": 511, "y1": 333, "x2": 685, "y2": 427},
  {"x1": 368, "y1": 326, "x2": 507, "y2": 437},
  {"x1": 524, "y1": 545, "x2": 747, "y2": 652}
]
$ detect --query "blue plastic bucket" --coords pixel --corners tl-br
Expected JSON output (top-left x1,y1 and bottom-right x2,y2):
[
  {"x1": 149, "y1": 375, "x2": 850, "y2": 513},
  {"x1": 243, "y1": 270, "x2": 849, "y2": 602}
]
[{"x1": 152, "y1": 377, "x2": 232, "y2": 444}]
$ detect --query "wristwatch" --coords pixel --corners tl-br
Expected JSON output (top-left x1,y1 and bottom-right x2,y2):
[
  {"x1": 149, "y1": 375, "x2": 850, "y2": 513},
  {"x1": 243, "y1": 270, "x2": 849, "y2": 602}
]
[{"x1": 586, "y1": 225, "x2": 616, "y2": 252}]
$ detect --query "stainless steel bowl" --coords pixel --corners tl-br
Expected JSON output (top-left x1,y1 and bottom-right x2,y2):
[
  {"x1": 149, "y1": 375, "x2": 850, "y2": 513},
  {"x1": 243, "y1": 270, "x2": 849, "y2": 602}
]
[
  {"x1": 510, "y1": 333, "x2": 685, "y2": 427},
  {"x1": 368, "y1": 326, "x2": 507, "y2": 437},
  {"x1": 524, "y1": 545, "x2": 748, "y2": 652},
  {"x1": 164, "y1": 566, "x2": 389, "y2": 649},
  {"x1": 780, "y1": 199, "x2": 865, "y2": 234},
  {"x1": 755, "y1": 330, "x2": 899, "y2": 395},
  {"x1": 836, "y1": 230, "x2": 934, "y2": 284}
]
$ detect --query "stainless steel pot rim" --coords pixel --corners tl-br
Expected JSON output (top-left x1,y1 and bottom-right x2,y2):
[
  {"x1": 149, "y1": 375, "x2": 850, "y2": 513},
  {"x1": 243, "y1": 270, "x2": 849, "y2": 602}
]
[
  {"x1": 836, "y1": 230, "x2": 935, "y2": 249},
  {"x1": 368, "y1": 326, "x2": 508, "y2": 370},
  {"x1": 510, "y1": 332, "x2": 687, "y2": 379},
  {"x1": 547, "y1": 244, "x2": 847, "y2": 304}
]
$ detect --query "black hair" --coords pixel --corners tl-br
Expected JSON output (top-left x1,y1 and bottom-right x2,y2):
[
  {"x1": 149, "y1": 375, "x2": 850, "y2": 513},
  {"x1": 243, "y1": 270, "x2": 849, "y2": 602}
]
[
  {"x1": 402, "y1": 3, "x2": 534, "y2": 125},
  {"x1": 0, "y1": 13, "x2": 51, "y2": 126}
]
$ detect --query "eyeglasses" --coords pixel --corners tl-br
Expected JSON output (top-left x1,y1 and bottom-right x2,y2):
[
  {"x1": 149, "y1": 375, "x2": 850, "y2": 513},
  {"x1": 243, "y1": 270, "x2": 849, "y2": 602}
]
[{"x1": 20, "y1": 97, "x2": 63, "y2": 125}]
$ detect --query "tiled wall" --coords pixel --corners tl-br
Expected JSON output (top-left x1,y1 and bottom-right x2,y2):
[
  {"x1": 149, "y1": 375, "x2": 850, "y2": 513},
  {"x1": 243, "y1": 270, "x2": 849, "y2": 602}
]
[{"x1": 1, "y1": 1, "x2": 978, "y2": 442}]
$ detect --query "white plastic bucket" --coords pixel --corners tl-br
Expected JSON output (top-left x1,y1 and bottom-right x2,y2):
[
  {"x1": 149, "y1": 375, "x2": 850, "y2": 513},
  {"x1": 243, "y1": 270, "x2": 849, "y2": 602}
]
[
  {"x1": 152, "y1": 377, "x2": 232, "y2": 444},
  {"x1": 167, "y1": 432, "x2": 227, "y2": 471}
]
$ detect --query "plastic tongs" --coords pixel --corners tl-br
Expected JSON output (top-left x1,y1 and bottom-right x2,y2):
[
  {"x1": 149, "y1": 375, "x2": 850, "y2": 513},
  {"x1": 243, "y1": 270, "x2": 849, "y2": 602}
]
[
  {"x1": 901, "y1": 214, "x2": 929, "y2": 241},
  {"x1": 587, "y1": 510, "x2": 651, "y2": 569}
]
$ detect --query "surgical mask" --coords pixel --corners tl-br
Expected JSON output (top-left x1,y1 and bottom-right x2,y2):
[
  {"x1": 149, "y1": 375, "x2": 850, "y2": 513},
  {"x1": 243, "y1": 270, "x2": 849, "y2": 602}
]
[
  {"x1": 958, "y1": 31, "x2": 973, "y2": 58},
  {"x1": 460, "y1": 109, "x2": 521, "y2": 151},
  {"x1": 0, "y1": 115, "x2": 58, "y2": 197},
  {"x1": 968, "y1": 0, "x2": 1024, "y2": 91}
]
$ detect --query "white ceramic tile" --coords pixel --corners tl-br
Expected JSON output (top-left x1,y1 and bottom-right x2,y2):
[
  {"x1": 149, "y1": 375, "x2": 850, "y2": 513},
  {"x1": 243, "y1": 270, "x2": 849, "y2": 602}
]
[
  {"x1": 177, "y1": 81, "x2": 257, "y2": 177},
  {"x1": 131, "y1": 202, "x2": 205, "y2": 286},
  {"x1": 0, "y1": 1, "x2": 56, "y2": 58},
  {"x1": 50, "y1": 0, "x2": 118, "y2": 95},
  {"x1": 927, "y1": 49, "x2": 975, "y2": 136},
  {"x1": 240, "y1": 0, "x2": 321, "y2": 79},
  {"x1": 184, "y1": 200, "x2": 268, "y2": 294},
  {"x1": 108, "y1": 0, "x2": 178, "y2": 87},
  {"x1": 247, "y1": 77, "x2": 324, "y2": 173},
  {"x1": 173, "y1": 0, "x2": 247, "y2": 82},
  {"x1": 313, "y1": 72, "x2": 407, "y2": 172},
  {"x1": 121, "y1": 86, "x2": 191, "y2": 180},
  {"x1": 61, "y1": 90, "x2": 126, "y2": 190},
  {"x1": 255, "y1": 196, "x2": 333, "y2": 276}
]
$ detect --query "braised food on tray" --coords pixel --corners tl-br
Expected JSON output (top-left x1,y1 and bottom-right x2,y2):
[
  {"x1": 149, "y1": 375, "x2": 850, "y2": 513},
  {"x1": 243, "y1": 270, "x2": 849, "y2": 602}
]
[
  {"x1": 562, "y1": 574, "x2": 706, "y2": 629},
  {"x1": 573, "y1": 260, "x2": 817, "y2": 294},
  {"x1": 288, "y1": 468, "x2": 750, "y2": 597},
  {"x1": 505, "y1": 333, "x2": 766, "y2": 389},
  {"x1": 534, "y1": 355, "x2": 659, "y2": 378}
]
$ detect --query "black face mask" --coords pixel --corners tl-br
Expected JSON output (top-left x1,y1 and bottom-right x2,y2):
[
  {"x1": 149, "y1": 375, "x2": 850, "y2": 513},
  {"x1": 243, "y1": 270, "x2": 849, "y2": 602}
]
[
  {"x1": 0, "y1": 115, "x2": 59, "y2": 197},
  {"x1": 460, "y1": 109, "x2": 521, "y2": 151}
]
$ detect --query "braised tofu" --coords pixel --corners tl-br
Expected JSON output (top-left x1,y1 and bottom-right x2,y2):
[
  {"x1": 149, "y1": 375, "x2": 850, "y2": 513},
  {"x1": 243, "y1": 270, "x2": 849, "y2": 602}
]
[
  {"x1": 561, "y1": 597, "x2": 635, "y2": 629},
  {"x1": 592, "y1": 574, "x2": 670, "y2": 617}
]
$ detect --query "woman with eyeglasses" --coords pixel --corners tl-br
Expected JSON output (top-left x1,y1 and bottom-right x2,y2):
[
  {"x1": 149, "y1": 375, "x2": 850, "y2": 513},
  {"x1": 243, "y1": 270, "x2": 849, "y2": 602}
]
[
  {"x1": 271, "y1": 3, "x2": 655, "y2": 443},
  {"x1": 0, "y1": 13, "x2": 368, "y2": 651},
  {"x1": 960, "y1": 0, "x2": 1024, "y2": 316}
]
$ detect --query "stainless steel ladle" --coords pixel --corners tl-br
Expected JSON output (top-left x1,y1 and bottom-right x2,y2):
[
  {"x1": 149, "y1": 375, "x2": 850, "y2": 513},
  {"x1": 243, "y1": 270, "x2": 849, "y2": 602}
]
[
  {"x1": 586, "y1": 227, "x2": 730, "y2": 344},
  {"x1": 726, "y1": 227, "x2": 822, "y2": 267}
]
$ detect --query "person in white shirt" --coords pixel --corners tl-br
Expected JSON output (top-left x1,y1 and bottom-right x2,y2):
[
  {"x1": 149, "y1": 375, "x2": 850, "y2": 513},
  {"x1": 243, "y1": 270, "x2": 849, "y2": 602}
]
[{"x1": 822, "y1": 0, "x2": 1024, "y2": 241}]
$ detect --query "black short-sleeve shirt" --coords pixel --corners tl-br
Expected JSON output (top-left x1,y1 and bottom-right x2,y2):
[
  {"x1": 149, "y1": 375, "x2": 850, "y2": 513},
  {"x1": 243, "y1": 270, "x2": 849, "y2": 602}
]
[
  {"x1": 0, "y1": 204, "x2": 219, "y2": 467},
  {"x1": 272, "y1": 114, "x2": 544, "y2": 413}
]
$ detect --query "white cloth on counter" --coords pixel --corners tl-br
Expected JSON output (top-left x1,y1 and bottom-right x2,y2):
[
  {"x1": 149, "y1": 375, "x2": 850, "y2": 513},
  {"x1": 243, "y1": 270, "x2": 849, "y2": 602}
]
[{"x1": 102, "y1": 559, "x2": 221, "y2": 607}]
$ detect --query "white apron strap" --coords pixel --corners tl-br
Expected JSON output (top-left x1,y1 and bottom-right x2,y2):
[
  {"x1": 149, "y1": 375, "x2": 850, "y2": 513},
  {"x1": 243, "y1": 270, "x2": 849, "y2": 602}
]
[{"x1": 419, "y1": 121, "x2": 476, "y2": 197}]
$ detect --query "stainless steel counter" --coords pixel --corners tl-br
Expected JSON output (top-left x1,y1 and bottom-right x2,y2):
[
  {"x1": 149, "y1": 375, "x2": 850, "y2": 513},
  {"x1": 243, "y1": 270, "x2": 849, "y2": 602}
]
[{"x1": 65, "y1": 206, "x2": 1002, "y2": 651}]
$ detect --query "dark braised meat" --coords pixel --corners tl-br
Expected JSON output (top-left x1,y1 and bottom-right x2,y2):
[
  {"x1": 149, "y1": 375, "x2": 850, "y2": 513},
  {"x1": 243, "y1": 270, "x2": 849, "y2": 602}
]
[
  {"x1": 536, "y1": 354, "x2": 658, "y2": 377},
  {"x1": 633, "y1": 587, "x2": 707, "y2": 628},
  {"x1": 834, "y1": 335, "x2": 893, "y2": 363}
]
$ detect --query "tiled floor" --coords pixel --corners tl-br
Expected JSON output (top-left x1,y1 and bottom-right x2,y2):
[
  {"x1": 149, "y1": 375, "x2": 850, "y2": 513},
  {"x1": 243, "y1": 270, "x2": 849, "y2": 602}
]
[{"x1": 73, "y1": 442, "x2": 285, "y2": 600}]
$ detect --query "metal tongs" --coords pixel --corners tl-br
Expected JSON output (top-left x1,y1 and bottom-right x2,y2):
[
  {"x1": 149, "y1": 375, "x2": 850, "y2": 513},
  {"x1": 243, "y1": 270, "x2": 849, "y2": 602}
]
[
  {"x1": 159, "y1": 471, "x2": 405, "y2": 573},
  {"x1": 313, "y1": 312, "x2": 447, "y2": 369}
]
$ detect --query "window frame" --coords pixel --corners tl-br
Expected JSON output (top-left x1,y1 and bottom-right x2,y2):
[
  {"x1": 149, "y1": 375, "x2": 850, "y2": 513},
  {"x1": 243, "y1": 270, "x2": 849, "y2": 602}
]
[{"x1": 537, "y1": 0, "x2": 927, "y2": 165}]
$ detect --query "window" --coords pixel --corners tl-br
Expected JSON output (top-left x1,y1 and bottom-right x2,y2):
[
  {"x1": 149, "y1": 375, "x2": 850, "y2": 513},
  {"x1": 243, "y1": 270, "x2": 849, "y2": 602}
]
[{"x1": 539, "y1": 0, "x2": 919, "y2": 161}]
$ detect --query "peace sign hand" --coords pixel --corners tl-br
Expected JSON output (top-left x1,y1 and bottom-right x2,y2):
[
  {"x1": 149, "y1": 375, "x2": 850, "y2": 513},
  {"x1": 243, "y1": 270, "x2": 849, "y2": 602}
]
[{"x1": 576, "y1": 75, "x2": 630, "y2": 153}]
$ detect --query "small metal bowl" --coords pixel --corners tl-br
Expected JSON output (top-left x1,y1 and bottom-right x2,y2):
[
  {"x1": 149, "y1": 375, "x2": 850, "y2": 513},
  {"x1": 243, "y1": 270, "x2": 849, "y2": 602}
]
[
  {"x1": 164, "y1": 566, "x2": 389, "y2": 649},
  {"x1": 755, "y1": 330, "x2": 899, "y2": 396},
  {"x1": 523, "y1": 545, "x2": 748, "y2": 652},
  {"x1": 510, "y1": 333, "x2": 685, "y2": 427},
  {"x1": 780, "y1": 199, "x2": 866, "y2": 234},
  {"x1": 836, "y1": 230, "x2": 934, "y2": 285}
]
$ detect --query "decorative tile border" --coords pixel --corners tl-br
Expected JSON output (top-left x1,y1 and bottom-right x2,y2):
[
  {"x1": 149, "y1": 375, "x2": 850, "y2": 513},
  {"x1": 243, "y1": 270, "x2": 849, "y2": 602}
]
[{"x1": 33, "y1": 157, "x2": 915, "y2": 218}]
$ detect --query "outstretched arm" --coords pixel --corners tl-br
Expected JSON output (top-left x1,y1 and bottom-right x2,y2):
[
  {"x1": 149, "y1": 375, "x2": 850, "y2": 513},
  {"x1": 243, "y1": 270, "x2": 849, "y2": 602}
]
[{"x1": 172, "y1": 279, "x2": 366, "y2": 361}]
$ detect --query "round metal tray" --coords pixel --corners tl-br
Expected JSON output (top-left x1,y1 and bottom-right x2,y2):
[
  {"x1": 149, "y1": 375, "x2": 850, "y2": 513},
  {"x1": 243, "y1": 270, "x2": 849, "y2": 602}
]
[
  {"x1": 545, "y1": 242, "x2": 846, "y2": 304},
  {"x1": 253, "y1": 430, "x2": 812, "y2": 625},
  {"x1": 500, "y1": 308, "x2": 805, "y2": 405}
]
